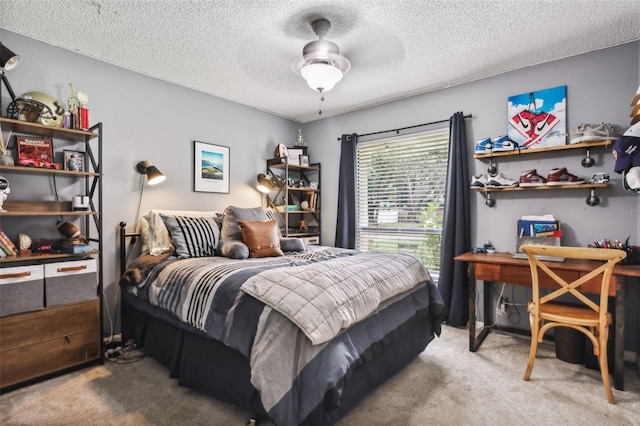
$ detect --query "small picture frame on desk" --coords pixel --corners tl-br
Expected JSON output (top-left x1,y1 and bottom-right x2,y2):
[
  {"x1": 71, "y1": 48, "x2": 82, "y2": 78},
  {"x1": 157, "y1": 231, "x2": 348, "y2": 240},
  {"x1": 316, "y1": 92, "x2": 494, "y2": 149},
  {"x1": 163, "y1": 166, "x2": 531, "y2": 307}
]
[
  {"x1": 299, "y1": 155, "x2": 310, "y2": 167},
  {"x1": 64, "y1": 150, "x2": 85, "y2": 172}
]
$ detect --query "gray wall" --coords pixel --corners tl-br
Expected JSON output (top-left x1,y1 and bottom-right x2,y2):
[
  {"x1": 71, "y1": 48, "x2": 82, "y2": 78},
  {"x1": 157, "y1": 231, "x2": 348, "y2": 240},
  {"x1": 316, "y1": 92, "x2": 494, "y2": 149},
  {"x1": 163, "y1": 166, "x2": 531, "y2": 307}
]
[
  {"x1": 303, "y1": 42, "x2": 640, "y2": 351},
  {"x1": 1, "y1": 30, "x2": 299, "y2": 331},
  {"x1": 2, "y1": 30, "x2": 638, "y2": 352}
]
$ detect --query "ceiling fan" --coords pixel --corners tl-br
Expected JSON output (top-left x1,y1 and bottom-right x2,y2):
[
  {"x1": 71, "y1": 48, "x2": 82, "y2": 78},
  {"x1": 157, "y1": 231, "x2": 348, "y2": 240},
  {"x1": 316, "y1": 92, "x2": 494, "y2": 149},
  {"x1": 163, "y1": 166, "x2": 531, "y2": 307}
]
[{"x1": 295, "y1": 18, "x2": 351, "y2": 114}]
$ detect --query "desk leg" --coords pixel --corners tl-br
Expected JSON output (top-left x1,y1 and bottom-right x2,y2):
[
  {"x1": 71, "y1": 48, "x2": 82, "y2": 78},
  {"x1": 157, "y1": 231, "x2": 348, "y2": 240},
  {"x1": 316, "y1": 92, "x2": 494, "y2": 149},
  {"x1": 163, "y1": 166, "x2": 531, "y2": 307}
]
[
  {"x1": 468, "y1": 262, "x2": 492, "y2": 352},
  {"x1": 614, "y1": 277, "x2": 625, "y2": 391}
]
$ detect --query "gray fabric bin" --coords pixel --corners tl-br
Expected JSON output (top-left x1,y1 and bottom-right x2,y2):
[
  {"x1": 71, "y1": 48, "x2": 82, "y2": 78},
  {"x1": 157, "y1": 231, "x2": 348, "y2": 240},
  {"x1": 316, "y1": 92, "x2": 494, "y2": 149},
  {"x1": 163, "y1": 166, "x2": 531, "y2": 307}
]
[
  {"x1": 0, "y1": 264, "x2": 45, "y2": 316},
  {"x1": 44, "y1": 259, "x2": 97, "y2": 306}
]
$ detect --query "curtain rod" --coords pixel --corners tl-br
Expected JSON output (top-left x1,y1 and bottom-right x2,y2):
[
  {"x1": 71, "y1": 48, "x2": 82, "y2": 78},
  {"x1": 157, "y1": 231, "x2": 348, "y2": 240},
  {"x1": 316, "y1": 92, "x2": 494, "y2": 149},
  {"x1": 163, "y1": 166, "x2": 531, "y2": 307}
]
[{"x1": 336, "y1": 113, "x2": 472, "y2": 140}]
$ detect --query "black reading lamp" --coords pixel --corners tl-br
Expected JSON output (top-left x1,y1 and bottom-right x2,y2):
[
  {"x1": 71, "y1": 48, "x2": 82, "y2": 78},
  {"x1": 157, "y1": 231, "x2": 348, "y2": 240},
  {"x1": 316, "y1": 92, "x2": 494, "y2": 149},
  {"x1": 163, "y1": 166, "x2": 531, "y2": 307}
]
[
  {"x1": 256, "y1": 172, "x2": 283, "y2": 193},
  {"x1": 137, "y1": 160, "x2": 166, "y2": 186},
  {"x1": 0, "y1": 43, "x2": 21, "y2": 117}
]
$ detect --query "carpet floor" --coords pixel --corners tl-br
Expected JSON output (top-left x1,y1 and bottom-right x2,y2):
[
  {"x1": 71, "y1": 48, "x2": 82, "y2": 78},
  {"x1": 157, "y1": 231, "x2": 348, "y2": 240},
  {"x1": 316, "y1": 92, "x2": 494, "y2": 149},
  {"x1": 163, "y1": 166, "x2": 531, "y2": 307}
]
[{"x1": 1, "y1": 325, "x2": 638, "y2": 425}]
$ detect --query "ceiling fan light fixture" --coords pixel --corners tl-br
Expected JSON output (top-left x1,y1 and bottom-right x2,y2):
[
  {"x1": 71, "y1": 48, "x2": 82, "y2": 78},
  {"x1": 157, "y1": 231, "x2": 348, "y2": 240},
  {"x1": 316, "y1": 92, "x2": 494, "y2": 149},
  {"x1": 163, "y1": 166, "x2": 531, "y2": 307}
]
[
  {"x1": 298, "y1": 18, "x2": 350, "y2": 94},
  {"x1": 301, "y1": 63, "x2": 343, "y2": 92}
]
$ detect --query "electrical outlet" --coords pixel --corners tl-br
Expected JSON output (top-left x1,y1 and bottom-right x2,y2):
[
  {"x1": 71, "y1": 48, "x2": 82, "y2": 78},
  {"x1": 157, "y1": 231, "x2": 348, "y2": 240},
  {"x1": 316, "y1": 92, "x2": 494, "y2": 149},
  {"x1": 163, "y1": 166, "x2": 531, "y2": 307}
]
[{"x1": 499, "y1": 298, "x2": 507, "y2": 314}]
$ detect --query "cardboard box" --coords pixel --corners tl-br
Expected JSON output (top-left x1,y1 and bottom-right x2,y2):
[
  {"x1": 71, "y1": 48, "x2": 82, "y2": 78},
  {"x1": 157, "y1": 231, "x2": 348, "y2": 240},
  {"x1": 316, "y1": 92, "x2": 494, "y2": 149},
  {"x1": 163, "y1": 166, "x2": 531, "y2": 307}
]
[
  {"x1": 0, "y1": 265, "x2": 44, "y2": 316},
  {"x1": 44, "y1": 259, "x2": 97, "y2": 306}
]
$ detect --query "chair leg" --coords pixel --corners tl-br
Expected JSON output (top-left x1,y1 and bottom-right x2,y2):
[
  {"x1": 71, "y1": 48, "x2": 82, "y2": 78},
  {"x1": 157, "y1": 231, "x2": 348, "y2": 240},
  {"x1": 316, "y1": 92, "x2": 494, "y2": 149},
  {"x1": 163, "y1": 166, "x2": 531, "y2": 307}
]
[
  {"x1": 597, "y1": 326, "x2": 615, "y2": 404},
  {"x1": 523, "y1": 314, "x2": 539, "y2": 381}
]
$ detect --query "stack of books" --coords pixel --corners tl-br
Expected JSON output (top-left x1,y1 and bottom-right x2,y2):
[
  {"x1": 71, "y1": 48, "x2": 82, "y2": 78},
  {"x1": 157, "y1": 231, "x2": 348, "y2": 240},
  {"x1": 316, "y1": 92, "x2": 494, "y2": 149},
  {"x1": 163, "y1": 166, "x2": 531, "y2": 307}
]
[{"x1": 0, "y1": 228, "x2": 18, "y2": 258}]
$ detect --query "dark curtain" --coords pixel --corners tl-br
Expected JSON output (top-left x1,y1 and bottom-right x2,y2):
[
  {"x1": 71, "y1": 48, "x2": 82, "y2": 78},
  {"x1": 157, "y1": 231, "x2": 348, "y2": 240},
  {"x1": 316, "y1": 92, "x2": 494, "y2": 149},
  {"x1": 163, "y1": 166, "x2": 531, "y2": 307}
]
[
  {"x1": 335, "y1": 133, "x2": 358, "y2": 249},
  {"x1": 438, "y1": 112, "x2": 471, "y2": 326}
]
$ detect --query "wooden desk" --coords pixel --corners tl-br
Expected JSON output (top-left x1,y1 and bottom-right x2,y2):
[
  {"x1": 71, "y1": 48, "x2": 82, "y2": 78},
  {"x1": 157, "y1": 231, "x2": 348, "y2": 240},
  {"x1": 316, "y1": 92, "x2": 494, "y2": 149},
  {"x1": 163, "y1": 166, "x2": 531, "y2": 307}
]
[{"x1": 454, "y1": 251, "x2": 640, "y2": 391}]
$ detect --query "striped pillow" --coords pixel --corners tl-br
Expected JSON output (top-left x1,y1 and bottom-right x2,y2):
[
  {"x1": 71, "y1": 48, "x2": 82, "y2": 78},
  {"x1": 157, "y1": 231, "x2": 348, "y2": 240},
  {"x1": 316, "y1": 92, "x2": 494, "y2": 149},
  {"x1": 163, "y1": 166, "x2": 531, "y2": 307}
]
[{"x1": 159, "y1": 214, "x2": 220, "y2": 258}]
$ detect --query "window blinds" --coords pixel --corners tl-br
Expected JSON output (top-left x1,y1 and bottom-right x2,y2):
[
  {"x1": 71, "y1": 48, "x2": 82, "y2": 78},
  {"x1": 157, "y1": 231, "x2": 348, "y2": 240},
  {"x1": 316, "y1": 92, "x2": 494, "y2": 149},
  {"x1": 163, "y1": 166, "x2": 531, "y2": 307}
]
[{"x1": 356, "y1": 128, "x2": 449, "y2": 279}]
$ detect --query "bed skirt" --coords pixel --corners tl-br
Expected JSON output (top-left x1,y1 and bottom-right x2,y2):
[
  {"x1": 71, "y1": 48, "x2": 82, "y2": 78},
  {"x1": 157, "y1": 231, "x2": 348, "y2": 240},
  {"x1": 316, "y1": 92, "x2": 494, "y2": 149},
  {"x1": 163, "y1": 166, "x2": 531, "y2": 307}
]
[{"x1": 122, "y1": 291, "x2": 435, "y2": 425}]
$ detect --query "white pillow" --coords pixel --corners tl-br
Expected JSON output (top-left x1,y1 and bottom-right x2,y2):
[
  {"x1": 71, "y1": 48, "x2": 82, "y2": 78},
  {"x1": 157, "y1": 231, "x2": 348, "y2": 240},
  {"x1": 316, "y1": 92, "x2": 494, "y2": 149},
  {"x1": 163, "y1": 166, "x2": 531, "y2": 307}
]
[{"x1": 141, "y1": 209, "x2": 220, "y2": 255}]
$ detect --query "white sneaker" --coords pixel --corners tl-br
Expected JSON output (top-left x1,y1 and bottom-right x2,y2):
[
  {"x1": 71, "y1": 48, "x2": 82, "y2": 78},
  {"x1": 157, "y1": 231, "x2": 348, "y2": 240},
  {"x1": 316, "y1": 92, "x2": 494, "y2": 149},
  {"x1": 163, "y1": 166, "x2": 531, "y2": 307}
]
[
  {"x1": 470, "y1": 174, "x2": 489, "y2": 188},
  {"x1": 485, "y1": 173, "x2": 519, "y2": 188},
  {"x1": 570, "y1": 123, "x2": 616, "y2": 143}
]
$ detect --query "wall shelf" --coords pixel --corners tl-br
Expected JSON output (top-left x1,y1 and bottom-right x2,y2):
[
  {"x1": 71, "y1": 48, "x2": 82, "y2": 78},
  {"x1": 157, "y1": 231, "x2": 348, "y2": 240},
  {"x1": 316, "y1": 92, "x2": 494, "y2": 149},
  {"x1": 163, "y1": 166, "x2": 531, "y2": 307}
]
[{"x1": 473, "y1": 140, "x2": 613, "y2": 159}]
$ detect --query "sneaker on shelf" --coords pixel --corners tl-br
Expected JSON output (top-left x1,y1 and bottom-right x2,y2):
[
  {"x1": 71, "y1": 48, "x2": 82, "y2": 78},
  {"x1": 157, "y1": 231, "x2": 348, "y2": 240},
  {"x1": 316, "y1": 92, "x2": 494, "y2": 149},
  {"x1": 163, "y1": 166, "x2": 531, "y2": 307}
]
[
  {"x1": 475, "y1": 137, "x2": 492, "y2": 153},
  {"x1": 570, "y1": 123, "x2": 616, "y2": 143},
  {"x1": 470, "y1": 174, "x2": 490, "y2": 188},
  {"x1": 491, "y1": 135, "x2": 519, "y2": 152},
  {"x1": 569, "y1": 123, "x2": 588, "y2": 144},
  {"x1": 519, "y1": 169, "x2": 547, "y2": 187},
  {"x1": 485, "y1": 172, "x2": 519, "y2": 188},
  {"x1": 546, "y1": 167, "x2": 585, "y2": 185}
]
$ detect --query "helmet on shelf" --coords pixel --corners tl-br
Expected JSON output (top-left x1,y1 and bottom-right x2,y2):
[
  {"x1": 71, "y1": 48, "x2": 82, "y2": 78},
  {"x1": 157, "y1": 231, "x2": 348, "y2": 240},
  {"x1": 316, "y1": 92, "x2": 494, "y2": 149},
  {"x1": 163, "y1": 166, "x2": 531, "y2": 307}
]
[{"x1": 6, "y1": 91, "x2": 65, "y2": 127}]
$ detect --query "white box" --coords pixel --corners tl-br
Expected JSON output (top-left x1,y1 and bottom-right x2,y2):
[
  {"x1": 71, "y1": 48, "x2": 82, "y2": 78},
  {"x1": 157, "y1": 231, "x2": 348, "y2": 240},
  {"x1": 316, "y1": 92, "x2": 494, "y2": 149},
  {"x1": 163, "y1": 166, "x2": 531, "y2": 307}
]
[
  {"x1": 302, "y1": 236, "x2": 320, "y2": 246},
  {"x1": 44, "y1": 259, "x2": 97, "y2": 306}
]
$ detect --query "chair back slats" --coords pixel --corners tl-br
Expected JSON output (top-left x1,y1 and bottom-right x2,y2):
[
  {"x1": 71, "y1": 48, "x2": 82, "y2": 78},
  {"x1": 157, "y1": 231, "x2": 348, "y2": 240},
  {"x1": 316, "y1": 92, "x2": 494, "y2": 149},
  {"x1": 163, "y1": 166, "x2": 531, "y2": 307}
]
[{"x1": 520, "y1": 245, "x2": 627, "y2": 404}]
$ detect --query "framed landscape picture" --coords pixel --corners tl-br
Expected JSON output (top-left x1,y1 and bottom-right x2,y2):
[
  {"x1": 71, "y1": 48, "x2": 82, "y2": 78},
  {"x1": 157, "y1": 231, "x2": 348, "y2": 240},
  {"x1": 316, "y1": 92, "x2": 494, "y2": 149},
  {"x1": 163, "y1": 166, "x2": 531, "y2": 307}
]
[{"x1": 193, "y1": 141, "x2": 230, "y2": 193}]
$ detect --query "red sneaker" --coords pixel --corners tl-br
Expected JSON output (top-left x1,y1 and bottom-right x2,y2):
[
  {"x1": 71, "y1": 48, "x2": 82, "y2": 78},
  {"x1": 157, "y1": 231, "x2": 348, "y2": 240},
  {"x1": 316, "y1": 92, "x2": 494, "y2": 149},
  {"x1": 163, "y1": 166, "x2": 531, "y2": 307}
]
[
  {"x1": 546, "y1": 168, "x2": 585, "y2": 186},
  {"x1": 519, "y1": 169, "x2": 547, "y2": 187}
]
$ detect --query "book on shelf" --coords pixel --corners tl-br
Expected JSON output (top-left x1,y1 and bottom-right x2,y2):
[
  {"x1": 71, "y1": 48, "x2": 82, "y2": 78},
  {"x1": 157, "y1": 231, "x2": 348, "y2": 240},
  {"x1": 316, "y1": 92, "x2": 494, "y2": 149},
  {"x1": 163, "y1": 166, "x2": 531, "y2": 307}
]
[{"x1": 0, "y1": 228, "x2": 17, "y2": 256}]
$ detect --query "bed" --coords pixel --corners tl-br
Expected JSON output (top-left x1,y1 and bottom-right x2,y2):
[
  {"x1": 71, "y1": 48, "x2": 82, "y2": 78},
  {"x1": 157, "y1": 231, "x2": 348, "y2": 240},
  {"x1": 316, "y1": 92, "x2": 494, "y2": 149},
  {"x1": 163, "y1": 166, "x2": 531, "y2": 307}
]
[{"x1": 118, "y1": 206, "x2": 445, "y2": 425}]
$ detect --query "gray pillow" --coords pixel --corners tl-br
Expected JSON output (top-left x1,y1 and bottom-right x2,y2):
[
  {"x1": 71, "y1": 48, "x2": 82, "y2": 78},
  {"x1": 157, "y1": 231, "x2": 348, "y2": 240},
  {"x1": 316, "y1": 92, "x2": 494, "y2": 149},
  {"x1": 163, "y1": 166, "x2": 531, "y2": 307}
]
[
  {"x1": 280, "y1": 237, "x2": 306, "y2": 252},
  {"x1": 160, "y1": 214, "x2": 220, "y2": 258},
  {"x1": 219, "y1": 206, "x2": 269, "y2": 259}
]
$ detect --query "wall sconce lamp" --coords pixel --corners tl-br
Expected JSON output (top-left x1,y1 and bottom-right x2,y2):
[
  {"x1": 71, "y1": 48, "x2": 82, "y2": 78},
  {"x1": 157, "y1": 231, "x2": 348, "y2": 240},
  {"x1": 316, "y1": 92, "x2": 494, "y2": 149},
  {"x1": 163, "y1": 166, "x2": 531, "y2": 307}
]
[
  {"x1": 0, "y1": 43, "x2": 21, "y2": 115},
  {"x1": 256, "y1": 173, "x2": 283, "y2": 193},
  {"x1": 136, "y1": 160, "x2": 166, "y2": 185}
]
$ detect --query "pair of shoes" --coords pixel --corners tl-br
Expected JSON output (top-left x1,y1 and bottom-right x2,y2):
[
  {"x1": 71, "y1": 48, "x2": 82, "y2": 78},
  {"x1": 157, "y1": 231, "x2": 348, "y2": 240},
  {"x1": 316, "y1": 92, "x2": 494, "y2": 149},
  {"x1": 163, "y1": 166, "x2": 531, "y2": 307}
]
[
  {"x1": 471, "y1": 173, "x2": 519, "y2": 188},
  {"x1": 569, "y1": 123, "x2": 616, "y2": 144},
  {"x1": 470, "y1": 173, "x2": 519, "y2": 188},
  {"x1": 474, "y1": 135, "x2": 520, "y2": 153},
  {"x1": 519, "y1": 169, "x2": 548, "y2": 187},
  {"x1": 546, "y1": 167, "x2": 585, "y2": 185}
]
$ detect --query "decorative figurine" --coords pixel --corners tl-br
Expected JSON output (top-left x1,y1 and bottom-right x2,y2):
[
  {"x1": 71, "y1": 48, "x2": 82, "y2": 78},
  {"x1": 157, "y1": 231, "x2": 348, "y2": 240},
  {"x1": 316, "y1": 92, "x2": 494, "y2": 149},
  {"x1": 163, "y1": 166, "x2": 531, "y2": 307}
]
[
  {"x1": 299, "y1": 219, "x2": 308, "y2": 231},
  {"x1": 296, "y1": 129, "x2": 306, "y2": 147}
]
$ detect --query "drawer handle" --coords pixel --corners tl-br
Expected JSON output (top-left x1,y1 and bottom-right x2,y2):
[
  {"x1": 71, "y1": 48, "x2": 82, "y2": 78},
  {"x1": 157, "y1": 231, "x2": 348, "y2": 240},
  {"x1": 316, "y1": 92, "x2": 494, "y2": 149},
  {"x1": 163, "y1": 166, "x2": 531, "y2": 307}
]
[
  {"x1": 57, "y1": 265, "x2": 87, "y2": 273},
  {"x1": 0, "y1": 271, "x2": 31, "y2": 279}
]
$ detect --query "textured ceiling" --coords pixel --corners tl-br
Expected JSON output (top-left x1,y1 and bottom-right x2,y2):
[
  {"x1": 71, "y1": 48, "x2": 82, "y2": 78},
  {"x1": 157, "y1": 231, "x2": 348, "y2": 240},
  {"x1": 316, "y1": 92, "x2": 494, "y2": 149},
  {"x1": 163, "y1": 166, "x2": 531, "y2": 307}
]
[{"x1": 2, "y1": 0, "x2": 640, "y2": 123}]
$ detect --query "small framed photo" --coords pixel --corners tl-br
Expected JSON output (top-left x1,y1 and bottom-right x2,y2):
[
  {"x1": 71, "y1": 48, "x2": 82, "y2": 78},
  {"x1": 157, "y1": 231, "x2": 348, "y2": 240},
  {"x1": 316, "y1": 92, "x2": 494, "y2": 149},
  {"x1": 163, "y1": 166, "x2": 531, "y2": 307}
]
[
  {"x1": 299, "y1": 155, "x2": 310, "y2": 167},
  {"x1": 288, "y1": 148, "x2": 304, "y2": 165},
  {"x1": 193, "y1": 140, "x2": 230, "y2": 193},
  {"x1": 64, "y1": 150, "x2": 85, "y2": 172}
]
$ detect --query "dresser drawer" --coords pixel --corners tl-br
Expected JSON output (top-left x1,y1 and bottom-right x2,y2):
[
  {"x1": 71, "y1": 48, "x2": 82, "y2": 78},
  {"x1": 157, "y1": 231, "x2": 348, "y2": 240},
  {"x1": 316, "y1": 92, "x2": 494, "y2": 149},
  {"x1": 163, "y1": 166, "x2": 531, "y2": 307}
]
[
  {"x1": 0, "y1": 299, "x2": 100, "y2": 388},
  {"x1": 45, "y1": 259, "x2": 97, "y2": 307},
  {"x1": 0, "y1": 264, "x2": 44, "y2": 316}
]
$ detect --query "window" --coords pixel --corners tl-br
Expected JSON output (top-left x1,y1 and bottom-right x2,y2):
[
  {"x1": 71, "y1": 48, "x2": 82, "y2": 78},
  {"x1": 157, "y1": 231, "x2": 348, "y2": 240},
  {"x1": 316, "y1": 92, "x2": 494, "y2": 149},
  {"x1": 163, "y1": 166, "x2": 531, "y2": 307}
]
[{"x1": 356, "y1": 128, "x2": 449, "y2": 282}]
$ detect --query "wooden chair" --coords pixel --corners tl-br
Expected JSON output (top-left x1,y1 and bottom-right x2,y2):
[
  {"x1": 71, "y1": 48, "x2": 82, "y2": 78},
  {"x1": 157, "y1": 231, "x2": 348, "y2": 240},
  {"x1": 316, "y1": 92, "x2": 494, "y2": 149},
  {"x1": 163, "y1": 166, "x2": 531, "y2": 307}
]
[{"x1": 520, "y1": 245, "x2": 626, "y2": 404}]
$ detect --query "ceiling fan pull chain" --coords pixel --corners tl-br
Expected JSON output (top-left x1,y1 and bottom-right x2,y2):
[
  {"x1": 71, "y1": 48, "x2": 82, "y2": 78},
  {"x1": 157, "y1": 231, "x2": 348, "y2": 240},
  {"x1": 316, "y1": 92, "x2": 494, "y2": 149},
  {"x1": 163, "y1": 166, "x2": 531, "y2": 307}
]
[{"x1": 318, "y1": 89, "x2": 325, "y2": 115}]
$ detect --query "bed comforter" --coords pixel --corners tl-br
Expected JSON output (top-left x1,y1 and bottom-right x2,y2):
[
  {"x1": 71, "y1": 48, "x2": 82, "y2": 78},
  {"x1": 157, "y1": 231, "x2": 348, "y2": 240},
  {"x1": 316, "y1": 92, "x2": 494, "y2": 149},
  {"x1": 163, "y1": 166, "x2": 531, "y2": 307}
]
[{"x1": 120, "y1": 247, "x2": 444, "y2": 425}]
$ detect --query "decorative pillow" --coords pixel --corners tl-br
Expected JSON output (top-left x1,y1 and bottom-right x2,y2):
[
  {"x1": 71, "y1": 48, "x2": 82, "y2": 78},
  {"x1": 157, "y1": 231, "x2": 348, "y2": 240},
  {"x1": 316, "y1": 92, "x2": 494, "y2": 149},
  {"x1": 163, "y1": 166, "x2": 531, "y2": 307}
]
[
  {"x1": 219, "y1": 206, "x2": 270, "y2": 259},
  {"x1": 142, "y1": 209, "x2": 220, "y2": 255},
  {"x1": 280, "y1": 237, "x2": 306, "y2": 252},
  {"x1": 159, "y1": 214, "x2": 220, "y2": 258},
  {"x1": 238, "y1": 220, "x2": 283, "y2": 258}
]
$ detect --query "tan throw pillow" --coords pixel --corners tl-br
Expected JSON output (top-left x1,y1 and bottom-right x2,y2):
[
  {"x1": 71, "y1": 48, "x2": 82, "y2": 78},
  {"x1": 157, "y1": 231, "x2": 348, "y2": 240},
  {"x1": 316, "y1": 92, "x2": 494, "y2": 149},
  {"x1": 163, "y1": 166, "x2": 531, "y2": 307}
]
[{"x1": 238, "y1": 220, "x2": 283, "y2": 258}]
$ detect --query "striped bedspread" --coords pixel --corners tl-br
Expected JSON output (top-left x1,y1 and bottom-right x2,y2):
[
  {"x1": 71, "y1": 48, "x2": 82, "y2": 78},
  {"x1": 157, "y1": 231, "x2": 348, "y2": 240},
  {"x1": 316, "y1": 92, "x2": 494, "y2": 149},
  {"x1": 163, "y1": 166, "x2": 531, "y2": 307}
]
[{"x1": 121, "y1": 247, "x2": 444, "y2": 425}]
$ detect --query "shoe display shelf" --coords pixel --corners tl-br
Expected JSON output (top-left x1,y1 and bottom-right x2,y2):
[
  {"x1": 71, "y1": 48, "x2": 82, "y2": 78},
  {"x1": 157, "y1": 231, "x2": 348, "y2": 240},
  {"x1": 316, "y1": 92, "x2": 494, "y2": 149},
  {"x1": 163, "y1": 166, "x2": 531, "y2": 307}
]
[{"x1": 472, "y1": 140, "x2": 614, "y2": 207}]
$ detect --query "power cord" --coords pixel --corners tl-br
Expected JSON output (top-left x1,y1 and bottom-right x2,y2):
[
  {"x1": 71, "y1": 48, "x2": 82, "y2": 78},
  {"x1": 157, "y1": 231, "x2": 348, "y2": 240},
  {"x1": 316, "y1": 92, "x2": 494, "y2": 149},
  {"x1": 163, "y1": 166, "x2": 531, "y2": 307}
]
[{"x1": 104, "y1": 339, "x2": 145, "y2": 364}]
